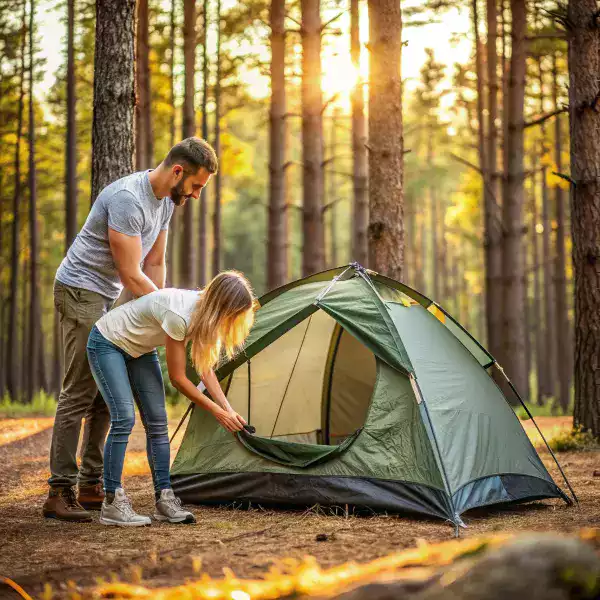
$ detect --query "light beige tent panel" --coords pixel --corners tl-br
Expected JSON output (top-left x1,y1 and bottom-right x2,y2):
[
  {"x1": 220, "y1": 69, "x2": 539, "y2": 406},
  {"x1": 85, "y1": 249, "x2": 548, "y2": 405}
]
[
  {"x1": 227, "y1": 311, "x2": 336, "y2": 437},
  {"x1": 328, "y1": 330, "x2": 377, "y2": 441}
]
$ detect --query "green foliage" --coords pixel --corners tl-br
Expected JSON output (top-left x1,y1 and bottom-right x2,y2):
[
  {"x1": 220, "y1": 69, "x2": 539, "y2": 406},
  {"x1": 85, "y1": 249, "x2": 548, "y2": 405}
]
[
  {"x1": 515, "y1": 400, "x2": 570, "y2": 420},
  {"x1": 0, "y1": 390, "x2": 57, "y2": 417},
  {"x1": 547, "y1": 426, "x2": 599, "y2": 452}
]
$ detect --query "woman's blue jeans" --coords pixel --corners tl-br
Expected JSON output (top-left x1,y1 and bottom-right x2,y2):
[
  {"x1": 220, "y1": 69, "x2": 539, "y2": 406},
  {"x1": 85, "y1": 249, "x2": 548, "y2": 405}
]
[{"x1": 87, "y1": 325, "x2": 171, "y2": 495}]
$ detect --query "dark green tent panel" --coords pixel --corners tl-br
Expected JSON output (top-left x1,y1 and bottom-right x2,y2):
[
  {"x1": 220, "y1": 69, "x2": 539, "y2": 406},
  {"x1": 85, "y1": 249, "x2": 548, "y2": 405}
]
[{"x1": 172, "y1": 264, "x2": 572, "y2": 526}]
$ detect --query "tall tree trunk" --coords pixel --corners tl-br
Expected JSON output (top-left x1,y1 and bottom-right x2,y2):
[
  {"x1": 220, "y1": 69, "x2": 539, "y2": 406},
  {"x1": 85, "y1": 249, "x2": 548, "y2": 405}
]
[
  {"x1": 301, "y1": 0, "x2": 325, "y2": 276},
  {"x1": 0, "y1": 171, "x2": 5, "y2": 398},
  {"x1": 417, "y1": 210, "x2": 426, "y2": 291},
  {"x1": 20, "y1": 259, "x2": 29, "y2": 398},
  {"x1": 350, "y1": 0, "x2": 368, "y2": 266},
  {"x1": 538, "y1": 56, "x2": 557, "y2": 402},
  {"x1": 7, "y1": 2, "x2": 27, "y2": 401},
  {"x1": 428, "y1": 129, "x2": 438, "y2": 298},
  {"x1": 552, "y1": 52, "x2": 571, "y2": 412},
  {"x1": 135, "y1": 0, "x2": 153, "y2": 170},
  {"x1": 405, "y1": 200, "x2": 415, "y2": 285},
  {"x1": 212, "y1": 0, "x2": 222, "y2": 276},
  {"x1": 328, "y1": 108, "x2": 338, "y2": 267},
  {"x1": 502, "y1": 0, "x2": 527, "y2": 398},
  {"x1": 166, "y1": 0, "x2": 177, "y2": 286},
  {"x1": 485, "y1": 0, "x2": 503, "y2": 359},
  {"x1": 267, "y1": 0, "x2": 287, "y2": 290},
  {"x1": 522, "y1": 192, "x2": 531, "y2": 392},
  {"x1": 568, "y1": 0, "x2": 600, "y2": 438},
  {"x1": 66, "y1": 0, "x2": 77, "y2": 249},
  {"x1": 440, "y1": 200, "x2": 449, "y2": 299},
  {"x1": 91, "y1": 0, "x2": 135, "y2": 203},
  {"x1": 197, "y1": 0, "x2": 209, "y2": 286},
  {"x1": 180, "y1": 0, "x2": 196, "y2": 287},
  {"x1": 367, "y1": 0, "x2": 404, "y2": 279},
  {"x1": 531, "y1": 181, "x2": 544, "y2": 404},
  {"x1": 27, "y1": 0, "x2": 42, "y2": 402}
]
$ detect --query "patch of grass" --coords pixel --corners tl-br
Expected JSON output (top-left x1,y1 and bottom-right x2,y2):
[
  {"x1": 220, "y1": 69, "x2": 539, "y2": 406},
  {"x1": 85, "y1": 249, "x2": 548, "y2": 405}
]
[
  {"x1": 514, "y1": 401, "x2": 570, "y2": 421},
  {"x1": 547, "y1": 426, "x2": 599, "y2": 452},
  {"x1": 0, "y1": 391, "x2": 57, "y2": 418}
]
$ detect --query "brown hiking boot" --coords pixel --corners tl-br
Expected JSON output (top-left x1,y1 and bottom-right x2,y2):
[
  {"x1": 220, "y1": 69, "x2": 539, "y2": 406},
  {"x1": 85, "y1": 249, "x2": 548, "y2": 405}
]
[
  {"x1": 43, "y1": 487, "x2": 92, "y2": 522},
  {"x1": 78, "y1": 483, "x2": 105, "y2": 510}
]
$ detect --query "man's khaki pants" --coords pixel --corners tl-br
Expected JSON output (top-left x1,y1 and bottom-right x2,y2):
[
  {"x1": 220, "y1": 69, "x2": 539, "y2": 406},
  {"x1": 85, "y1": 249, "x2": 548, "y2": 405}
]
[{"x1": 48, "y1": 281, "x2": 113, "y2": 489}]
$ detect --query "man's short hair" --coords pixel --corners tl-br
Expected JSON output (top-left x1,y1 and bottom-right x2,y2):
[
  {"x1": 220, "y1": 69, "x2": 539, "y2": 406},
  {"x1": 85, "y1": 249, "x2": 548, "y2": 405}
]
[{"x1": 165, "y1": 137, "x2": 218, "y2": 174}]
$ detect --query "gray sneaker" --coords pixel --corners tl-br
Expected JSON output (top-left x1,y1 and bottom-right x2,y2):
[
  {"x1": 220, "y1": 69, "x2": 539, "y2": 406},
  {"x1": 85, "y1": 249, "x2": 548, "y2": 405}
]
[
  {"x1": 99, "y1": 488, "x2": 151, "y2": 527},
  {"x1": 154, "y1": 489, "x2": 196, "y2": 524}
]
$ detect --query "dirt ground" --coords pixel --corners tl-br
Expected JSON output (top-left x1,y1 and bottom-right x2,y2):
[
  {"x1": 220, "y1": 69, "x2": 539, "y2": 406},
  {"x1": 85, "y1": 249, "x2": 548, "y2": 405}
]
[{"x1": 0, "y1": 415, "x2": 598, "y2": 599}]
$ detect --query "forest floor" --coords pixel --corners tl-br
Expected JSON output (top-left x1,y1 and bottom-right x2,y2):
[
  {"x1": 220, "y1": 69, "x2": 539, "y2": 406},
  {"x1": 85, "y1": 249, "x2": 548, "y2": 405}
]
[{"x1": 0, "y1": 415, "x2": 598, "y2": 599}]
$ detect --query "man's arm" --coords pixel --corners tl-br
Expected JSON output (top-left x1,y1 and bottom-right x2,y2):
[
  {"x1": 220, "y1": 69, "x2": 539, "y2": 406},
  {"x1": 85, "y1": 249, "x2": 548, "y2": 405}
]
[
  {"x1": 143, "y1": 230, "x2": 168, "y2": 289},
  {"x1": 108, "y1": 228, "x2": 159, "y2": 298}
]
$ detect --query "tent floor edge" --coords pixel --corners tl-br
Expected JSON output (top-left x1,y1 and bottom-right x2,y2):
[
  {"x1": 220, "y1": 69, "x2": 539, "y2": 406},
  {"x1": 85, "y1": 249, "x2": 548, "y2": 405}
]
[
  {"x1": 453, "y1": 473, "x2": 569, "y2": 515},
  {"x1": 171, "y1": 472, "x2": 452, "y2": 522}
]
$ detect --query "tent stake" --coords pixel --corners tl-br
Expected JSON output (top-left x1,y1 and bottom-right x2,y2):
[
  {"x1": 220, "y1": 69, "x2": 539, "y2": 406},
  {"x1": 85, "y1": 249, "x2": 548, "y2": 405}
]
[{"x1": 495, "y1": 364, "x2": 579, "y2": 506}]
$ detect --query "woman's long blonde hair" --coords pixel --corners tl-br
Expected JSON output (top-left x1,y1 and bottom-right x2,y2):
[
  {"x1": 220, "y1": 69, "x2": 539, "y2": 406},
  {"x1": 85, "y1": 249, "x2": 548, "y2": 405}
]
[{"x1": 186, "y1": 271, "x2": 256, "y2": 376}]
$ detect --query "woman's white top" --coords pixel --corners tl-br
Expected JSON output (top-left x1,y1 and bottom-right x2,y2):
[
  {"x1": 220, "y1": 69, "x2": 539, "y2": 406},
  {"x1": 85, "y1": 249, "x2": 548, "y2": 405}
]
[{"x1": 95, "y1": 288, "x2": 200, "y2": 357}]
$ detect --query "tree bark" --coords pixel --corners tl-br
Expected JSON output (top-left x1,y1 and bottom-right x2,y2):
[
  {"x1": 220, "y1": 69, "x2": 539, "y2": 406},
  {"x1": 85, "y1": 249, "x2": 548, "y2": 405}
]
[
  {"x1": 367, "y1": 0, "x2": 404, "y2": 279},
  {"x1": 531, "y1": 181, "x2": 544, "y2": 404},
  {"x1": 180, "y1": 0, "x2": 196, "y2": 288},
  {"x1": 166, "y1": 0, "x2": 177, "y2": 286},
  {"x1": 267, "y1": 0, "x2": 287, "y2": 290},
  {"x1": 7, "y1": 1, "x2": 26, "y2": 401},
  {"x1": 485, "y1": 0, "x2": 503, "y2": 359},
  {"x1": 328, "y1": 108, "x2": 338, "y2": 267},
  {"x1": 212, "y1": 0, "x2": 222, "y2": 277},
  {"x1": 538, "y1": 56, "x2": 557, "y2": 402},
  {"x1": 428, "y1": 131, "x2": 438, "y2": 299},
  {"x1": 65, "y1": 0, "x2": 77, "y2": 249},
  {"x1": 502, "y1": 0, "x2": 528, "y2": 398},
  {"x1": 301, "y1": 0, "x2": 325, "y2": 276},
  {"x1": 198, "y1": 0, "x2": 209, "y2": 287},
  {"x1": 552, "y1": 52, "x2": 571, "y2": 412},
  {"x1": 135, "y1": 0, "x2": 153, "y2": 170},
  {"x1": 351, "y1": 0, "x2": 368, "y2": 267},
  {"x1": 91, "y1": 0, "x2": 135, "y2": 204},
  {"x1": 27, "y1": 0, "x2": 43, "y2": 402},
  {"x1": 568, "y1": 0, "x2": 600, "y2": 438}
]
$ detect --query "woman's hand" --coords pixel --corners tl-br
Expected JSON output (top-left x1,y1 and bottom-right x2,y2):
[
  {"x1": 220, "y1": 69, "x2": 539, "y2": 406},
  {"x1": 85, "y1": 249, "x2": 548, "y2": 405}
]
[{"x1": 212, "y1": 406, "x2": 246, "y2": 433}]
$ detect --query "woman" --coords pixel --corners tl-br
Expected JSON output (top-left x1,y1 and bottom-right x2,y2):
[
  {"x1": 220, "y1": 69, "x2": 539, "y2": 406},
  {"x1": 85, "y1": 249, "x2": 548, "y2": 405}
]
[{"x1": 87, "y1": 271, "x2": 255, "y2": 526}]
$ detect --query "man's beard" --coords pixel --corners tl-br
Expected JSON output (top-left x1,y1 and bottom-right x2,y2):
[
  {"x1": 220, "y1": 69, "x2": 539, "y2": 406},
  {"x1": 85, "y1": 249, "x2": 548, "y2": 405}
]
[{"x1": 170, "y1": 178, "x2": 190, "y2": 206}]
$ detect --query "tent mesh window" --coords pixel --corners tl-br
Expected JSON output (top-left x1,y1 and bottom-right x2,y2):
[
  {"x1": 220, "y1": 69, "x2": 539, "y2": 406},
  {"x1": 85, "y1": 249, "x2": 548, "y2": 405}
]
[{"x1": 225, "y1": 310, "x2": 376, "y2": 447}]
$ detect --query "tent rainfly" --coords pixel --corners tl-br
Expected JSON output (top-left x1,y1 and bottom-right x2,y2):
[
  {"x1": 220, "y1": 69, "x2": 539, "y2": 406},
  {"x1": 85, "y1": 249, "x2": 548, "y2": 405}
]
[{"x1": 171, "y1": 264, "x2": 576, "y2": 530}]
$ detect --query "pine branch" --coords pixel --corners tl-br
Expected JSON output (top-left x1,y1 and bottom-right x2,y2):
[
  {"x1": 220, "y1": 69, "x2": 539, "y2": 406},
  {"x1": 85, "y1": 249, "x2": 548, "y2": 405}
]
[
  {"x1": 552, "y1": 171, "x2": 576, "y2": 186},
  {"x1": 524, "y1": 107, "x2": 568, "y2": 128},
  {"x1": 321, "y1": 10, "x2": 347, "y2": 32},
  {"x1": 285, "y1": 15, "x2": 301, "y2": 28},
  {"x1": 449, "y1": 152, "x2": 482, "y2": 174}
]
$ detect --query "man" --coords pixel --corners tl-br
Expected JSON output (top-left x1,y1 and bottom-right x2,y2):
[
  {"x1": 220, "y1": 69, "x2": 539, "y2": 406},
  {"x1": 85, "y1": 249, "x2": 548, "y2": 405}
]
[{"x1": 43, "y1": 137, "x2": 218, "y2": 522}]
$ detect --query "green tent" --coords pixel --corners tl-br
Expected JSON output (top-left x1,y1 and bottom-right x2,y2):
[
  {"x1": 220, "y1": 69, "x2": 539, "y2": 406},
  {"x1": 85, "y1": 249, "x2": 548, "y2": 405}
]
[{"x1": 171, "y1": 264, "x2": 575, "y2": 528}]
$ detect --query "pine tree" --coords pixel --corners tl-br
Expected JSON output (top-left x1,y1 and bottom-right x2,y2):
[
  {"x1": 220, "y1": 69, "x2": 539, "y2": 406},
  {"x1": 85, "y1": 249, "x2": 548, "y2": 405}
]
[
  {"x1": 568, "y1": 0, "x2": 600, "y2": 438},
  {"x1": 367, "y1": 0, "x2": 404, "y2": 279},
  {"x1": 91, "y1": 0, "x2": 135, "y2": 202}
]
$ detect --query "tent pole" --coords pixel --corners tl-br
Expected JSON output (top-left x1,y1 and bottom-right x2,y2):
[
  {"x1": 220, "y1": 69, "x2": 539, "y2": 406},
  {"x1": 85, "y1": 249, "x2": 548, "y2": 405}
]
[
  {"x1": 247, "y1": 358, "x2": 252, "y2": 425},
  {"x1": 495, "y1": 364, "x2": 578, "y2": 506},
  {"x1": 170, "y1": 402, "x2": 193, "y2": 444}
]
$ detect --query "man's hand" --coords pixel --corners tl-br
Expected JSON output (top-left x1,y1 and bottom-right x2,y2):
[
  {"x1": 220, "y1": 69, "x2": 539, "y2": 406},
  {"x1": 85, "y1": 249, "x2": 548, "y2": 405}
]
[{"x1": 212, "y1": 407, "x2": 246, "y2": 433}]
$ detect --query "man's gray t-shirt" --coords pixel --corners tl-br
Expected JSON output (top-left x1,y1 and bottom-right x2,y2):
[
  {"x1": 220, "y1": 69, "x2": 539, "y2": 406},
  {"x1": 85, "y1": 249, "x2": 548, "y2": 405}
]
[{"x1": 56, "y1": 171, "x2": 174, "y2": 300}]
